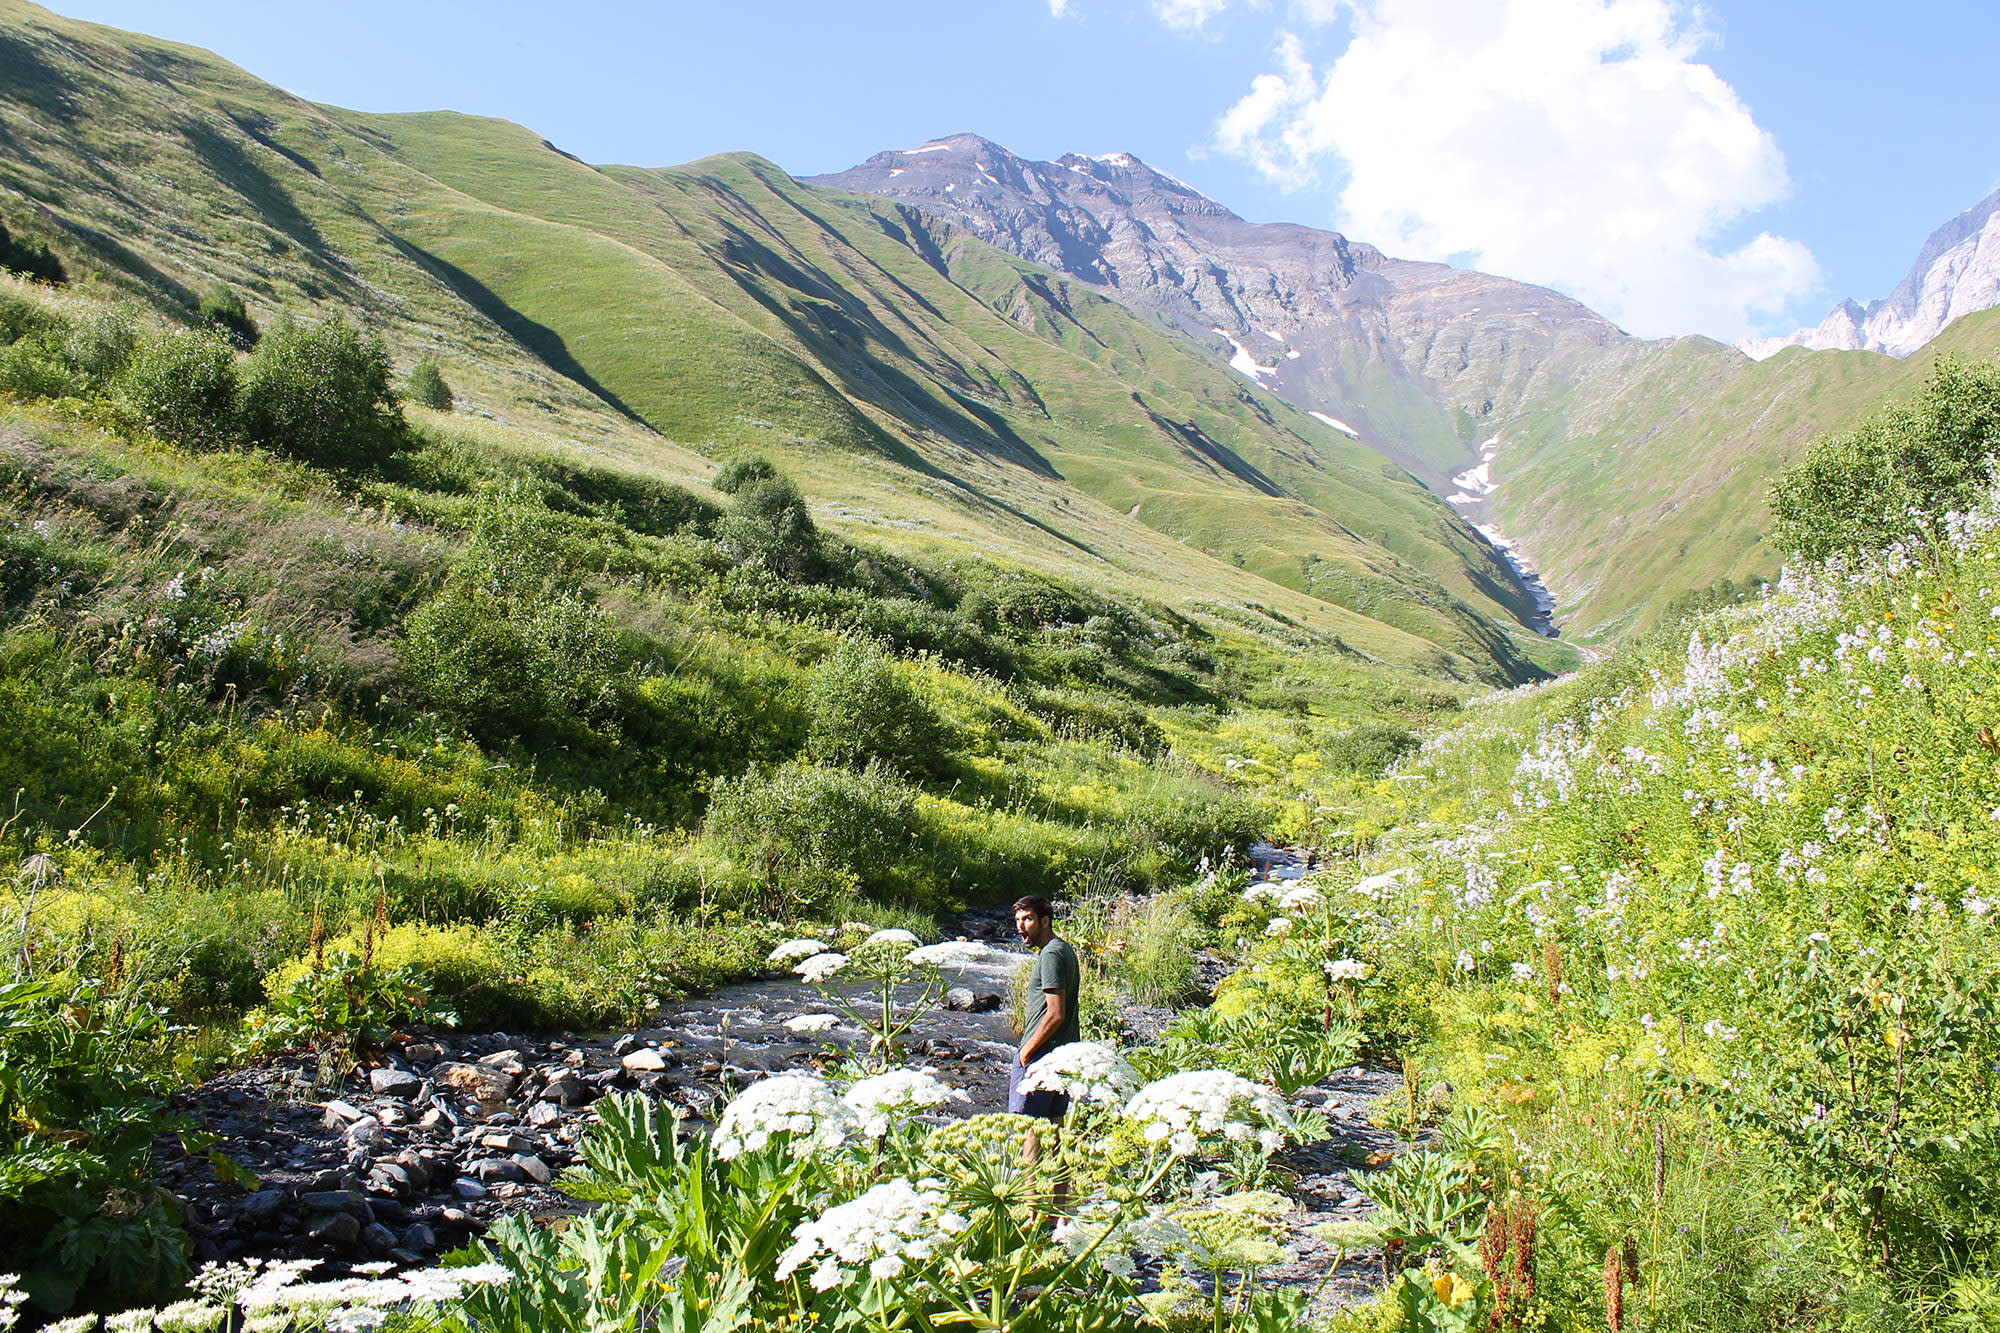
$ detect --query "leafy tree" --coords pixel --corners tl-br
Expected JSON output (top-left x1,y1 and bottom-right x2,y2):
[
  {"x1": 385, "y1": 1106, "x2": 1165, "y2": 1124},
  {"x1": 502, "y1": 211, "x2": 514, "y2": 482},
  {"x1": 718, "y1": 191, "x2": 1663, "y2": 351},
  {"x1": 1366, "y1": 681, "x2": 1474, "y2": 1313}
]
[
  {"x1": 404, "y1": 357, "x2": 454, "y2": 412},
  {"x1": 120, "y1": 327, "x2": 239, "y2": 450},
  {"x1": 196, "y1": 282, "x2": 257, "y2": 349},
  {"x1": 804, "y1": 643, "x2": 947, "y2": 776},
  {"x1": 240, "y1": 315, "x2": 407, "y2": 469},
  {"x1": 1770, "y1": 356, "x2": 2000, "y2": 559}
]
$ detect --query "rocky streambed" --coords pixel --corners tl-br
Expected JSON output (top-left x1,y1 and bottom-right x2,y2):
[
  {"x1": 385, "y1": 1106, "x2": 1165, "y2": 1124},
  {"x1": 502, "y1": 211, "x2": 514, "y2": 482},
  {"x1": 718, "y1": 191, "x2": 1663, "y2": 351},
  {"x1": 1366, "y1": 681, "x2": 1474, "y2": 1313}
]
[{"x1": 159, "y1": 904, "x2": 1398, "y2": 1318}]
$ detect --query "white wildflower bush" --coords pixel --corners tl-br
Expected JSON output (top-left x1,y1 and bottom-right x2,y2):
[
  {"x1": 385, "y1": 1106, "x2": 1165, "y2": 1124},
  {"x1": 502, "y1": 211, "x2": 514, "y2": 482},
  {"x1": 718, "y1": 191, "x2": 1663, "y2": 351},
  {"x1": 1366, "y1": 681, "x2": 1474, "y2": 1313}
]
[{"x1": 1254, "y1": 514, "x2": 2000, "y2": 1327}]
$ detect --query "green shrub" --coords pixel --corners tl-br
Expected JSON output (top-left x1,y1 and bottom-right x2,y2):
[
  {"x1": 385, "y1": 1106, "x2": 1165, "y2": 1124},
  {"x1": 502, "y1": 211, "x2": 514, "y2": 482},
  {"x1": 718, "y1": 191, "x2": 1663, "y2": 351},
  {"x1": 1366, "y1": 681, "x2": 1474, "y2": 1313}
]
[
  {"x1": 0, "y1": 290, "x2": 61, "y2": 346},
  {"x1": 240, "y1": 314, "x2": 405, "y2": 469},
  {"x1": 1321, "y1": 722, "x2": 1418, "y2": 775},
  {"x1": 0, "y1": 335, "x2": 84, "y2": 401},
  {"x1": 705, "y1": 761, "x2": 929, "y2": 910},
  {"x1": 404, "y1": 357, "x2": 454, "y2": 412},
  {"x1": 0, "y1": 979, "x2": 188, "y2": 1317},
  {"x1": 1770, "y1": 355, "x2": 2000, "y2": 558},
  {"x1": 719, "y1": 472, "x2": 824, "y2": 581},
  {"x1": 710, "y1": 453, "x2": 778, "y2": 494},
  {"x1": 196, "y1": 282, "x2": 257, "y2": 349},
  {"x1": 804, "y1": 643, "x2": 947, "y2": 775},
  {"x1": 120, "y1": 327, "x2": 239, "y2": 450},
  {"x1": 401, "y1": 581, "x2": 620, "y2": 743},
  {"x1": 61, "y1": 305, "x2": 136, "y2": 388}
]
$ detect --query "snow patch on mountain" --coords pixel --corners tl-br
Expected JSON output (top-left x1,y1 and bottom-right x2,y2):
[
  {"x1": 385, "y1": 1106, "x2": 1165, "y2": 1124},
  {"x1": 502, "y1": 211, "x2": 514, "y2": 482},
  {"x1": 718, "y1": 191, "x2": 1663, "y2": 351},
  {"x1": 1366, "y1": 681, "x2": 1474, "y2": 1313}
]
[
  {"x1": 1213, "y1": 328, "x2": 1276, "y2": 381},
  {"x1": 1308, "y1": 411, "x2": 1358, "y2": 436}
]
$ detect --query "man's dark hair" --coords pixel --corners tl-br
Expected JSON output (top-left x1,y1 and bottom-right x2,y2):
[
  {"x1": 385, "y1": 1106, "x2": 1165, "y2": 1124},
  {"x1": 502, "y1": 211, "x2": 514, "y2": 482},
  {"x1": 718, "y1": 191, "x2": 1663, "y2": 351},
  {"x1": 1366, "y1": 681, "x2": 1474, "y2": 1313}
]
[{"x1": 1012, "y1": 894, "x2": 1055, "y2": 922}]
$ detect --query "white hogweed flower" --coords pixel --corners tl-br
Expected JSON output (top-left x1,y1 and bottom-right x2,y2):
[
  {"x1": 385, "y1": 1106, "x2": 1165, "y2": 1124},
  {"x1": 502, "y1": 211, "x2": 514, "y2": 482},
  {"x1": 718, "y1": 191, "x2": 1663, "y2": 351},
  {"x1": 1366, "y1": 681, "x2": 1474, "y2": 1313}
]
[
  {"x1": 776, "y1": 1177, "x2": 967, "y2": 1291},
  {"x1": 1264, "y1": 916, "x2": 1293, "y2": 937},
  {"x1": 794, "y1": 952, "x2": 850, "y2": 983},
  {"x1": 906, "y1": 941, "x2": 992, "y2": 969},
  {"x1": 1121, "y1": 1070, "x2": 1293, "y2": 1157},
  {"x1": 863, "y1": 928, "x2": 921, "y2": 948},
  {"x1": 1323, "y1": 958, "x2": 1369, "y2": 981},
  {"x1": 1277, "y1": 882, "x2": 1323, "y2": 911},
  {"x1": 712, "y1": 1073, "x2": 859, "y2": 1159},
  {"x1": 769, "y1": 938, "x2": 831, "y2": 967},
  {"x1": 1019, "y1": 1041, "x2": 1141, "y2": 1106},
  {"x1": 842, "y1": 1069, "x2": 967, "y2": 1136}
]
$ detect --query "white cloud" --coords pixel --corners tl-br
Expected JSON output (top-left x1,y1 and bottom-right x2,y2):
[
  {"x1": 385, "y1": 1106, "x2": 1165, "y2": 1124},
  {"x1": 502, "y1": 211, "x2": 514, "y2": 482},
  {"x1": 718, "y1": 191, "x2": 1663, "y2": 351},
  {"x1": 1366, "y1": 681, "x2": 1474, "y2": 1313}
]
[
  {"x1": 1047, "y1": 0, "x2": 1075, "y2": 16},
  {"x1": 1210, "y1": 0, "x2": 1820, "y2": 339},
  {"x1": 1152, "y1": 0, "x2": 1247, "y2": 33}
]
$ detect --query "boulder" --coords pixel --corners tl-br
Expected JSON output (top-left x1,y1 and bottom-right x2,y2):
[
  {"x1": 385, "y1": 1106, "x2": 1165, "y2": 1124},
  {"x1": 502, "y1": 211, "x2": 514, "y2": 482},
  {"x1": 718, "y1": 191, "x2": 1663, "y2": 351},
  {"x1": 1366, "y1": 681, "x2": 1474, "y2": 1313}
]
[
  {"x1": 510, "y1": 1153, "x2": 552, "y2": 1185},
  {"x1": 360, "y1": 1222, "x2": 398, "y2": 1255},
  {"x1": 369, "y1": 1068, "x2": 423, "y2": 1100},
  {"x1": 438, "y1": 1062, "x2": 520, "y2": 1102},
  {"x1": 620, "y1": 1048, "x2": 668, "y2": 1072},
  {"x1": 306, "y1": 1212, "x2": 362, "y2": 1247}
]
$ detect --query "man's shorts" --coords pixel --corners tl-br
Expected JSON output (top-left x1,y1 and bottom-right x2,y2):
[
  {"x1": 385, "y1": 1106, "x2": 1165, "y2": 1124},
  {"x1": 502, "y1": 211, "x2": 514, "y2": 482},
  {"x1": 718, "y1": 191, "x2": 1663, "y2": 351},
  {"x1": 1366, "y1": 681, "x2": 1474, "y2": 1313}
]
[{"x1": 1007, "y1": 1055, "x2": 1070, "y2": 1122}]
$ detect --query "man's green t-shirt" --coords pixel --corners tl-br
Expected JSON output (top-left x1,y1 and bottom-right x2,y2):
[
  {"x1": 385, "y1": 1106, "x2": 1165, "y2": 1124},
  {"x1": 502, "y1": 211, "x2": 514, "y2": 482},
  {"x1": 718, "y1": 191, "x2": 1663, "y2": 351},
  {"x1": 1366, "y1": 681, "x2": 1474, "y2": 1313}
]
[{"x1": 1022, "y1": 937, "x2": 1081, "y2": 1059}]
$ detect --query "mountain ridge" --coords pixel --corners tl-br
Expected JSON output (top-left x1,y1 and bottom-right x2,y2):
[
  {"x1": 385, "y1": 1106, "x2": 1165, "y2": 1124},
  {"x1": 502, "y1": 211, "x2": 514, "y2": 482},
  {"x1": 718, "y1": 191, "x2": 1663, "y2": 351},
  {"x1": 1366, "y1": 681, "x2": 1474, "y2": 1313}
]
[{"x1": 1742, "y1": 187, "x2": 2000, "y2": 359}]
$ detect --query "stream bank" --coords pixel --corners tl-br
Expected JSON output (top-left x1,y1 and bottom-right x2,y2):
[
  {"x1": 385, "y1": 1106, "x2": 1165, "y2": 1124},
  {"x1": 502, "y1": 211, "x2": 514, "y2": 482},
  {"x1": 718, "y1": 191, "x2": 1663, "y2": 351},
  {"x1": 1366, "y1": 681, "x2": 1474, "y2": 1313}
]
[{"x1": 160, "y1": 899, "x2": 1397, "y2": 1320}]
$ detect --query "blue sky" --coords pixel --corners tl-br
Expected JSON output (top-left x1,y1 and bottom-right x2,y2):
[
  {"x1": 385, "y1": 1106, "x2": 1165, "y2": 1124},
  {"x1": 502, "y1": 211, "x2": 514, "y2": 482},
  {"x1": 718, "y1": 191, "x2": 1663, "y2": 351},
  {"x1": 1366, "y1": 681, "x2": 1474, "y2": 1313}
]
[{"x1": 50, "y1": 1, "x2": 2000, "y2": 341}]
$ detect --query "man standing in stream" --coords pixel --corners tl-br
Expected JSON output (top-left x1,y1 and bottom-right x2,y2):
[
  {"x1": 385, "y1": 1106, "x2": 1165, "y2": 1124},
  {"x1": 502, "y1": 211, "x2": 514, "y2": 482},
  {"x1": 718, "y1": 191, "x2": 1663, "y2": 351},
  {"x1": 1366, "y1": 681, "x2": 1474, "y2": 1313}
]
[{"x1": 1008, "y1": 894, "x2": 1080, "y2": 1120}]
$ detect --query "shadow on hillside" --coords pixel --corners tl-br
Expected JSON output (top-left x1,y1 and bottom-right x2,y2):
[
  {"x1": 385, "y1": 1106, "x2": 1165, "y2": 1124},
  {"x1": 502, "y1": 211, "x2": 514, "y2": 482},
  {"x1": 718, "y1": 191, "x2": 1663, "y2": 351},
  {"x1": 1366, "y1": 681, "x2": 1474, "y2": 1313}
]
[{"x1": 387, "y1": 233, "x2": 648, "y2": 425}]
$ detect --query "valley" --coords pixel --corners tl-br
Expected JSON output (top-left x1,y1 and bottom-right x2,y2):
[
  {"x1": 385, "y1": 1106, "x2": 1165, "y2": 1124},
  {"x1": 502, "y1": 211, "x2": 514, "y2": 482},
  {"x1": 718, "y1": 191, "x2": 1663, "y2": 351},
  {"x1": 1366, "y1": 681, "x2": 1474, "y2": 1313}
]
[{"x1": 0, "y1": 2, "x2": 1996, "y2": 1330}]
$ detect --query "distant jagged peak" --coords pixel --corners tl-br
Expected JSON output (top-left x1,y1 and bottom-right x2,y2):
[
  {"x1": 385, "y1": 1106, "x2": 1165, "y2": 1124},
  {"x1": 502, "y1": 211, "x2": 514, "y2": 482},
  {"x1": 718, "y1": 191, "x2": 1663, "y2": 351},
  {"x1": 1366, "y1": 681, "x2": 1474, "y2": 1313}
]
[
  {"x1": 1741, "y1": 188, "x2": 2000, "y2": 360},
  {"x1": 826, "y1": 134, "x2": 1234, "y2": 218}
]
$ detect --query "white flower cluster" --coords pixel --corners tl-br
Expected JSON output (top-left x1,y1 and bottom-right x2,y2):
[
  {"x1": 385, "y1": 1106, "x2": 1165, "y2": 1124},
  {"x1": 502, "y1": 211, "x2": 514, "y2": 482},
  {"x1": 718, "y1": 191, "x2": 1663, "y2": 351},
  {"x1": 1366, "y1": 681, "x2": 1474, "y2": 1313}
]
[
  {"x1": 794, "y1": 952, "x2": 849, "y2": 983},
  {"x1": 769, "y1": 938, "x2": 830, "y2": 967},
  {"x1": 1053, "y1": 1203, "x2": 1188, "y2": 1279},
  {"x1": 1121, "y1": 1070, "x2": 1292, "y2": 1156},
  {"x1": 1264, "y1": 916, "x2": 1293, "y2": 937},
  {"x1": 1324, "y1": 958, "x2": 1369, "y2": 981},
  {"x1": 784, "y1": 1013, "x2": 841, "y2": 1033},
  {"x1": 842, "y1": 1068, "x2": 967, "y2": 1136},
  {"x1": 906, "y1": 940, "x2": 992, "y2": 969},
  {"x1": 1277, "y1": 882, "x2": 1323, "y2": 911},
  {"x1": 1019, "y1": 1041, "x2": 1141, "y2": 1106},
  {"x1": 712, "y1": 1073, "x2": 858, "y2": 1159},
  {"x1": 864, "y1": 928, "x2": 921, "y2": 947},
  {"x1": 776, "y1": 1177, "x2": 967, "y2": 1290},
  {"x1": 47, "y1": 1260, "x2": 513, "y2": 1333}
]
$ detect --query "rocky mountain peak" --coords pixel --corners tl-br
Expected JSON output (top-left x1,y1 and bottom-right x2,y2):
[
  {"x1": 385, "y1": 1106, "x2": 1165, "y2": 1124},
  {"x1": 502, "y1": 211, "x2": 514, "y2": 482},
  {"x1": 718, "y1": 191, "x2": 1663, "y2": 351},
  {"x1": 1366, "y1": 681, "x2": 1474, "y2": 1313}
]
[
  {"x1": 1742, "y1": 189, "x2": 2000, "y2": 360},
  {"x1": 810, "y1": 135, "x2": 1627, "y2": 490}
]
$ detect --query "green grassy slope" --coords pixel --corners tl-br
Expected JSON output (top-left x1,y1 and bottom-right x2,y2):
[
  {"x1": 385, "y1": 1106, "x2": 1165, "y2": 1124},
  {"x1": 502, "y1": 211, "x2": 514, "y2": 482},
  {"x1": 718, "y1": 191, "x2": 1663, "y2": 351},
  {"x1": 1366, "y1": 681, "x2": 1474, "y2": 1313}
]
[
  {"x1": 0, "y1": 1, "x2": 1565, "y2": 682},
  {"x1": 1488, "y1": 312, "x2": 2000, "y2": 640}
]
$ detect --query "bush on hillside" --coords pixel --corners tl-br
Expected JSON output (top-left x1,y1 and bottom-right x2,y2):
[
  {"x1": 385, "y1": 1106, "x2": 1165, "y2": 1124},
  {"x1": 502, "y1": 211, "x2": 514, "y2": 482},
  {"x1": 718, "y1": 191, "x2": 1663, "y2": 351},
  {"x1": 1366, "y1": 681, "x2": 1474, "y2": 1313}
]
[
  {"x1": 1321, "y1": 721, "x2": 1419, "y2": 774},
  {"x1": 196, "y1": 282, "x2": 258, "y2": 349},
  {"x1": 804, "y1": 643, "x2": 947, "y2": 776},
  {"x1": 404, "y1": 358, "x2": 453, "y2": 412},
  {"x1": 62, "y1": 306, "x2": 136, "y2": 389},
  {"x1": 710, "y1": 453, "x2": 778, "y2": 494},
  {"x1": 718, "y1": 470, "x2": 824, "y2": 581},
  {"x1": 705, "y1": 760, "x2": 928, "y2": 910},
  {"x1": 1770, "y1": 356, "x2": 2000, "y2": 558},
  {"x1": 240, "y1": 315, "x2": 406, "y2": 469},
  {"x1": 0, "y1": 334, "x2": 85, "y2": 401},
  {"x1": 401, "y1": 581, "x2": 621, "y2": 744},
  {"x1": 120, "y1": 327, "x2": 239, "y2": 450},
  {"x1": 0, "y1": 290, "x2": 64, "y2": 347}
]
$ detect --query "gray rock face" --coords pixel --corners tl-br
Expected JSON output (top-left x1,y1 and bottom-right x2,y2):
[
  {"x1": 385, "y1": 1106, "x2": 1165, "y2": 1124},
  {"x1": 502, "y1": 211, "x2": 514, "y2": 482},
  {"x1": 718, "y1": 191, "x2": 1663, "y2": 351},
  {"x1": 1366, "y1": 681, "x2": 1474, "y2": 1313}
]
[
  {"x1": 1742, "y1": 187, "x2": 2000, "y2": 360},
  {"x1": 811, "y1": 133, "x2": 1629, "y2": 489}
]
